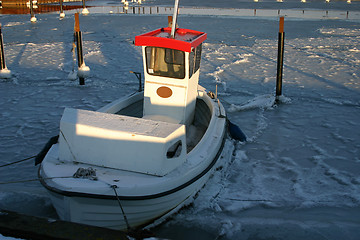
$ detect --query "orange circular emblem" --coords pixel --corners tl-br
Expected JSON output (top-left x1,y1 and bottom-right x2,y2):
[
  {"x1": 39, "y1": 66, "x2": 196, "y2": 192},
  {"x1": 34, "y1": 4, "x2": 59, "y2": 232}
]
[{"x1": 157, "y1": 86, "x2": 172, "y2": 98}]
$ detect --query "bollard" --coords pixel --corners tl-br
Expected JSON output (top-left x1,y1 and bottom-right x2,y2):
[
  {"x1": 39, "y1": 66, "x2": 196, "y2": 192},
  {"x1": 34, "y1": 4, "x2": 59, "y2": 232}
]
[
  {"x1": 59, "y1": 0, "x2": 65, "y2": 18},
  {"x1": 0, "y1": 24, "x2": 11, "y2": 79},
  {"x1": 30, "y1": 0, "x2": 37, "y2": 22},
  {"x1": 74, "y1": 13, "x2": 90, "y2": 85},
  {"x1": 276, "y1": 16, "x2": 285, "y2": 101}
]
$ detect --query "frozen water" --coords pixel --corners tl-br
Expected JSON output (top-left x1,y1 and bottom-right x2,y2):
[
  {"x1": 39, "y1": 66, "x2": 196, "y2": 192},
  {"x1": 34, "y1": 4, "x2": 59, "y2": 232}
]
[{"x1": 0, "y1": 0, "x2": 360, "y2": 239}]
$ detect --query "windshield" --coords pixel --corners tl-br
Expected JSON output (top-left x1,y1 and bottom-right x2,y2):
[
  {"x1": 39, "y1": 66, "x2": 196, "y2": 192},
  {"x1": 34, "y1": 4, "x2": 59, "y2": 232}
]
[{"x1": 145, "y1": 47, "x2": 185, "y2": 79}]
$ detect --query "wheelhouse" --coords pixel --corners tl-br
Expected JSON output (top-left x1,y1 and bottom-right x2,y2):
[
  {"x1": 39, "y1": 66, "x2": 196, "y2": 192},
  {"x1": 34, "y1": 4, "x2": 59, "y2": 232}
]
[{"x1": 135, "y1": 27, "x2": 207, "y2": 125}]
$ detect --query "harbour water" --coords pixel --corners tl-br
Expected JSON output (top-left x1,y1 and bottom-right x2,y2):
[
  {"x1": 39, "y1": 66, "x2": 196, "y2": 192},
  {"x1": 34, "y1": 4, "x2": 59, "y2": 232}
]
[{"x1": 0, "y1": 0, "x2": 360, "y2": 239}]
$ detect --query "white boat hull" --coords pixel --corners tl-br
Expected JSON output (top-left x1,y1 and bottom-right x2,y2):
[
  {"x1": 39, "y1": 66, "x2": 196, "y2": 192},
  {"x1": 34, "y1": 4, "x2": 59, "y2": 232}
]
[
  {"x1": 39, "y1": 87, "x2": 228, "y2": 231},
  {"x1": 46, "y1": 164, "x2": 214, "y2": 230}
]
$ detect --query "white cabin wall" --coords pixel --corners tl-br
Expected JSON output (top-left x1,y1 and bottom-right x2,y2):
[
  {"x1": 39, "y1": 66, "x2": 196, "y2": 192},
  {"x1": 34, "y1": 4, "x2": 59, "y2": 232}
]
[{"x1": 142, "y1": 48, "x2": 199, "y2": 126}]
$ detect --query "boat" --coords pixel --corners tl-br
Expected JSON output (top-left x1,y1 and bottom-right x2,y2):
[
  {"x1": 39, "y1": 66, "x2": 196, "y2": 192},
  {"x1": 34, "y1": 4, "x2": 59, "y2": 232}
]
[{"x1": 38, "y1": 0, "x2": 232, "y2": 231}]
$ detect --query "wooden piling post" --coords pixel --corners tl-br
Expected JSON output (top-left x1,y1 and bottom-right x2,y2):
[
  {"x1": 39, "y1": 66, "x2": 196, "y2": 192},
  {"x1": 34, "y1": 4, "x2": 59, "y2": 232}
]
[
  {"x1": 30, "y1": 0, "x2": 37, "y2": 22},
  {"x1": 0, "y1": 24, "x2": 6, "y2": 71},
  {"x1": 0, "y1": 210, "x2": 128, "y2": 240},
  {"x1": 59, "y1": 0, "x2": 65, "y2": 18},
  {"x1": 276, "y1": 16, "x2": 285, "y2": 101},
  {"x1": 74, "y1": 13, "x2": 86, "y2": 85},
  {"x1": 168, "y1": 16, "x2": 173, "y2": 27},
  {"x1": 0, "y1": 24, "x2": 11, "y2": 78},
  {"x1": 82, "y1": 0, "x2": 89, "y2": 15}
]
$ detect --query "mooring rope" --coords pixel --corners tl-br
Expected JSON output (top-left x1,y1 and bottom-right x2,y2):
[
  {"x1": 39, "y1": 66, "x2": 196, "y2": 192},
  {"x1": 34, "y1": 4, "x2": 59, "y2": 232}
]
[
  {"x1": 0, "y1": 176, "x2": 73, "y2": 185},
  {"x1": 0, "y1": 155, "x2": 37, "y2": 168},
  {"x1": 111, "y1": 185, "x2": 131, "y2": 231}
]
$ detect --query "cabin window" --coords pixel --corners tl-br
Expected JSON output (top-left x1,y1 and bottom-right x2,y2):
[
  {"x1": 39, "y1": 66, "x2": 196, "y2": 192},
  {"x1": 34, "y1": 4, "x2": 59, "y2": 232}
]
[
  {"x1": 145, "y1": 47, "x2": 185, "y2": 79},
  {"x1": 189, "y1": 44, "x2": 202, "y2": 78}
]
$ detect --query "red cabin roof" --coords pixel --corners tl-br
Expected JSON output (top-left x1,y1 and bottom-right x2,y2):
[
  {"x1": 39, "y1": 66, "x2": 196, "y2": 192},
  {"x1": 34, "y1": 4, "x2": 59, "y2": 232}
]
[{"x1": 135, "y1": 27, "x2": 207, "y2": 52}]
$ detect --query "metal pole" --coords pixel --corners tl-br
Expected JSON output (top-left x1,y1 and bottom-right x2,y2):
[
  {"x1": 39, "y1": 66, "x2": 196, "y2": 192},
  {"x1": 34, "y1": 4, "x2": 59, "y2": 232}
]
[
  {"x1": 170, "y1": 0, "x2": 179, "y2": 38},
  {"x1": 276, "y1": 16, "x2": 285, "y2": 100},
  {"x1": 130, "y1": 71, "x2": 142, "y2": 92},
  {"x1": 74, "y1": 13, "x2": 85, "y2": 85}
]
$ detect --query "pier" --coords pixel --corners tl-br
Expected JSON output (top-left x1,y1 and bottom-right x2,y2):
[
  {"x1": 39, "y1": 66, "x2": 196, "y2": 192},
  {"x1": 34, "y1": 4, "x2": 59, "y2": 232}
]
[{"x1": 0, "y1": 210, "x2": 129, "y2": 240}]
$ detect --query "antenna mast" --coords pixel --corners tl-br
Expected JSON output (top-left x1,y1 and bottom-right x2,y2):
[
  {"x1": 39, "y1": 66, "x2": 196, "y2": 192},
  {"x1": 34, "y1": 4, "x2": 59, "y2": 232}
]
[{"x1": 170, "y1": 0, "x2": 179, "y2": 38}]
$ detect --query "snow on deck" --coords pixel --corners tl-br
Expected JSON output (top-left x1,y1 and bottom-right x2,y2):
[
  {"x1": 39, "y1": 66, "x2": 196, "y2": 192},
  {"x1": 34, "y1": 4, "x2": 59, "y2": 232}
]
[{"x1": 61, "y1": 108, "x2": 182, "y2": 138}]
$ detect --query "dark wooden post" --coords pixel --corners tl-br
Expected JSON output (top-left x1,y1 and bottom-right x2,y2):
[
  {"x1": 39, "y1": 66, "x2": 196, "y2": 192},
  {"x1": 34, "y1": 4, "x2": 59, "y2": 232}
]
[
  {"x1": 82, "y1": 0, "x2": 89, "y2": 15},
  {"x1": 74, "y1": 13, "x2": 85, "y2": 85},
  {"x1": 0, "y1": 24, "x2": 6, "y2": 71},
  {"x1": 30, "y1": 0, "x2": 37, "y2": 22},
  {"x1": 276, "y1": 16, "x2": 285, "y2": 101},
  {"x1": 60, "y1": 0, "x2": 65, "y2": 18},
  {"x1": 0, "y1": 24, "x2": 11, "y2": 78}
]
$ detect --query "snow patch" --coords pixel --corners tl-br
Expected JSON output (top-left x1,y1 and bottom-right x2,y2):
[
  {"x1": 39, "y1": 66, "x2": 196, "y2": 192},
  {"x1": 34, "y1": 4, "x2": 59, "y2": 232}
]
[
  {"x1": 228, "y1": 94, "x2": 276, "y2": 112},
  {"x1": 0, "y1": 68, "x2": 12, "y2": 79},
  {"x1": 77, "y1": 64, "x2": 90, "y2": 78}
]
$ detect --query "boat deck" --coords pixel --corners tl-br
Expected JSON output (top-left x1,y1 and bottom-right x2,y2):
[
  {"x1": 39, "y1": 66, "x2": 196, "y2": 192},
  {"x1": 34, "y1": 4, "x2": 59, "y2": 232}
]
[{"x1": 116, "y1": 98, "x2": 210, "y2": 153}]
